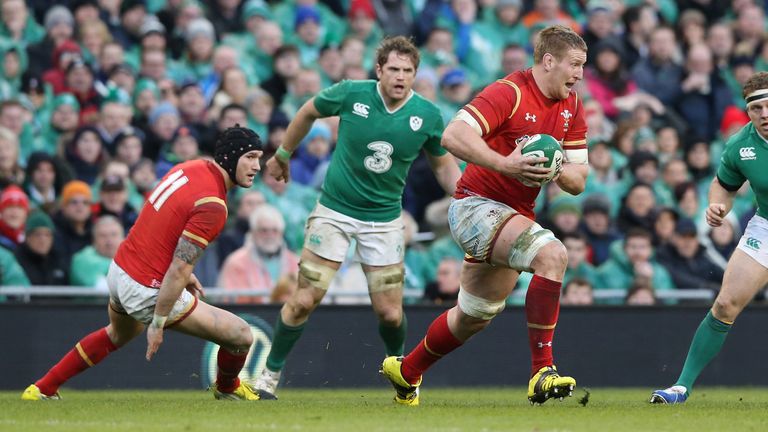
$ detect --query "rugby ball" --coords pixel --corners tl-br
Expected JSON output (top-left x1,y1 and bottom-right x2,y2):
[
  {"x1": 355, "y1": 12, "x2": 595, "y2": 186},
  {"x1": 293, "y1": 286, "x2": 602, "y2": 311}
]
[{"x1": 520, "y1": 133, "x2": 563, "y2": 186}]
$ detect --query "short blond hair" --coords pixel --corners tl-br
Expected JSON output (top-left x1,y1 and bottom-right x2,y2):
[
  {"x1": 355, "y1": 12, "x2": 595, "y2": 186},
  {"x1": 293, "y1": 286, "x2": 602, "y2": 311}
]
[{"x1": 533, "y1": 25, "x2": 587, "y2": 63}]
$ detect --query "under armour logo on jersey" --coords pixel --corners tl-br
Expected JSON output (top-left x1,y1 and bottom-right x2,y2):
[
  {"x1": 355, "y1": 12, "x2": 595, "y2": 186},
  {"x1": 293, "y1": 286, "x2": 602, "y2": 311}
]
[
  {"x1": 352, "y1": 103, "x2": 370, "y2": 118},
  {"x1": 740, "y1": 147, "x2": 757, "y2": 160},
  {"x1": 410, "y1": 116, "x2": 423, "y2": 131},
  {"x1": 525, "y1": 112, "x2": 536, "y2": 122},
  {"x1": 537, "y1": 341, "x2": 553, "y2": 348}
]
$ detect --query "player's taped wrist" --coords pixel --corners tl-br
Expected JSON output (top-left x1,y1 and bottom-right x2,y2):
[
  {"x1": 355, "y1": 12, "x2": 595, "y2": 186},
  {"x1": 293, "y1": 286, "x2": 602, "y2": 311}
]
[
  {"x1": 150, "y1": 313, "x2": 168, "y2": 329},
  {"x1": 275, "y1": 145, "x2": 293, "y2": 162}
]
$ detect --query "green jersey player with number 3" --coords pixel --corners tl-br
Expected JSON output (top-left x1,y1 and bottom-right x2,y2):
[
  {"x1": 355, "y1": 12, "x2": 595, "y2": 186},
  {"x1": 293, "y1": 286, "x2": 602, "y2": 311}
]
[
  {"x1": 253, "y1": 36, "x2": 461, "y2": 398},
  {"x1": 651, "y1": 71, "x2": 768, "y2": 404}
]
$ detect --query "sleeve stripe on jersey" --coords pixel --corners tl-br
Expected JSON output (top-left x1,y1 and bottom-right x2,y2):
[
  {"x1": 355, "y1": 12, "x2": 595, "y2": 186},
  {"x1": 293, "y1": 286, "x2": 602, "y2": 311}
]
[
  {"x1": 496, "y1": 79, "x2": 522, "y2": 118},
  {"x1": 563, "y1": 139, "x2": 587, "y2": 148},
  {"x1": 464, "y1": 104, "x2": 490, "y2": 135},
  {"x1": 182, "y1": 230, "x2": 209, "y2": 246},
  {"x1": 194, "y1": 196, "x2": 227, "y2": 214}
]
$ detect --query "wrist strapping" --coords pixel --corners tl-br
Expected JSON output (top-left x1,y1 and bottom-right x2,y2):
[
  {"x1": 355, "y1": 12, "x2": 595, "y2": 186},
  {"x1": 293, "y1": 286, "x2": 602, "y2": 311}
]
[
  {"x1": 150, "y1": 313, "x2": 168, "y2": 329},
  {"x1": 275, "y1": 146, "x2": 293, "y2": 162}
]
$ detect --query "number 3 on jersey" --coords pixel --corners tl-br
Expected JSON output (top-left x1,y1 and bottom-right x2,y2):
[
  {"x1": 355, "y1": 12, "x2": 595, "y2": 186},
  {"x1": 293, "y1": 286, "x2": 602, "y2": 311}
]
[
  {"x1": 148, "y1": 169, "x2": 189, "y2": 210},
  {"x1": 364, "y1": 141, "x2": 393, "y2": 174}
]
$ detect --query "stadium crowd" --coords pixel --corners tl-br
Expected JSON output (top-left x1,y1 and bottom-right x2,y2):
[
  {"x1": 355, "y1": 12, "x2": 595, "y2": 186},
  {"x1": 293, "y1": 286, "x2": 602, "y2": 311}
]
[{"x1": 0, "y1": 0, "x2": 766, "y2": 306}]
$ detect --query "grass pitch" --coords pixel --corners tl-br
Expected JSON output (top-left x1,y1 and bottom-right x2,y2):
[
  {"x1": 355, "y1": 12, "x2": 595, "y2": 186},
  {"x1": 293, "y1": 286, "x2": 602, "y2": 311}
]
[{"x1": 2, "y1": 387, "x2": 768, "y2": 432}]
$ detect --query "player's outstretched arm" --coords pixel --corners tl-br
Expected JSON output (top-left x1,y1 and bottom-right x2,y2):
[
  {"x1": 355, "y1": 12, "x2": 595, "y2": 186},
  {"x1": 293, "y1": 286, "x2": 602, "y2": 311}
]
[
  {"x1": 706, "y1": 177, "x2": 737, "y2": 227},
  {"x1": 426, "y1": 152, "x2": 461, "y2": 196},
  {"x1": 146, "y1": 237, "x2": 203, "y2": 361},
  {"x1": 267, "y1": 98, "x2": 324, "y2": 183},
  {"x1": 442, "y1": 119, "x2": 549, "y2": 183},
  {"x1": 554, "y1": 163, "x2": 589, "y2": 195}
]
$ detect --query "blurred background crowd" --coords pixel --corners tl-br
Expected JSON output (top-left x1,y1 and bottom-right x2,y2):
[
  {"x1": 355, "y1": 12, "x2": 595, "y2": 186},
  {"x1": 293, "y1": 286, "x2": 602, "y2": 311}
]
[{"x1": 0, "y1": 0, "x2": 766, "y2": 307}]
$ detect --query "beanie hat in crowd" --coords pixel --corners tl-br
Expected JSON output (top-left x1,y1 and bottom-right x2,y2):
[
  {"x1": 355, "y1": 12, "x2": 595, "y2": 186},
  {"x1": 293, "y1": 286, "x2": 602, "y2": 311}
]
[
  {"x1": 0, "y1": 185, "x2": 30, "y2": 212},
  {"x1": 60, "y1": 180, "x2": 92, "y2": 206},
  {"x1": 214, "y1": 125, "x2": 262, "y2": 184},
  {"x1": 52, "y1": 93, "x2": 81, "y2": 112},
  {"x1": 149, "y1": 101, "x2": 180, "y2": 126},
  {"x1": 185, "y1": 18, "x2": 215, "y2": 43},
  {"x1": 25, "y1": 211, "x2": 54, "y2": 235},
  {"x1": 348, "y1": 0, "x2": 376, "y2": 20},
  {"x1": 44, "y1": 6, "x2": 75, "y2": 31},
  {"x1": 720, "y1": 105, "x2": 749, "y2": 136},
  {"x1": 294, "y1": 6, "x2": 321, "y2": 29},
  {"x1": 243, "y1": 0, "x2": 273, "y2": 21}
]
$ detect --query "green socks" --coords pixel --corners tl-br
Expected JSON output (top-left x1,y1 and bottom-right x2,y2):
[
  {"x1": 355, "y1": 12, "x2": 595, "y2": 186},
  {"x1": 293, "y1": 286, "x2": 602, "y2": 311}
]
[
  {"x1": 379, "y1": 314, "x2": 408, "y2": 356},
  {"x1": 676, "y1": 311, "x2": 732, "y2": 392},
  {"x1": 265, "y1": 316, "x2": 306, "y2": 372}
]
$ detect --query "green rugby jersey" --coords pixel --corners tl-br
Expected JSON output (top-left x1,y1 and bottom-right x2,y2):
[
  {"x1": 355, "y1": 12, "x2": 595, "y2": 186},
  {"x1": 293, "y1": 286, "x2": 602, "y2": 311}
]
[
  {"x1": 313, "y1": 80, "x2": 446, "y2": 222},
  {"x1": 717, "y1": 123, "x2": 768, "y2": 219}
]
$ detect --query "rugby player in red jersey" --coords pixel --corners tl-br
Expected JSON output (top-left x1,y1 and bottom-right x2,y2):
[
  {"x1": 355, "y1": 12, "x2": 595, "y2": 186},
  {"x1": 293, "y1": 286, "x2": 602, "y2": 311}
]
[
  {"x1": 381, "y1": 25, "x2": 590, "y2": 405},
  {"x1": 22, "y1": 126, "x2": 273, "y2": 401}
]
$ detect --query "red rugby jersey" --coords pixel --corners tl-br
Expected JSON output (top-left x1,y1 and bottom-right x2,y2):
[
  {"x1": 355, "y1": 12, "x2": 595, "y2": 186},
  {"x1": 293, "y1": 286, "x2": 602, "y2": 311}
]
[
  {"x1": 114, "y1": 160, "x2": 228, "y2": 287},
  {"x1": 456, "y1": 69, "x2": 588, "y2": 219}
]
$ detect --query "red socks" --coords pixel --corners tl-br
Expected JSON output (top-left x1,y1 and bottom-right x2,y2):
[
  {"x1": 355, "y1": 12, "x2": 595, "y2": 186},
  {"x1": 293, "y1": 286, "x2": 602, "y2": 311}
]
[
  {"x1": 36, "y1": 327, "x2": 118, "y2": 396},
  {"x1": 216, "y1": 349, "x2": 248, "y2": 393},
  {"x1": 525, "y1": 275, "x2": 562, "y2": 375},
  {"x1": 401, "y1": 310, "x2": 463, "y2": 385}
]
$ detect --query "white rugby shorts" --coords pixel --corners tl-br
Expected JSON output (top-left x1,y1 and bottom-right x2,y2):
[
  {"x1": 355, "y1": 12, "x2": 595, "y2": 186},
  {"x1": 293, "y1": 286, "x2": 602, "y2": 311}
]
[{"x1": 737, "y1": 214, "x2": 768, "y2": 269}]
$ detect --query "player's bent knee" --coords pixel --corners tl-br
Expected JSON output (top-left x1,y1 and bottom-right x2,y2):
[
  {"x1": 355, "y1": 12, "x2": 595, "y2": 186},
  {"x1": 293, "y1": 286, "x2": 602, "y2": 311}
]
[
  {"x1": 375, "y1": 306, "x2": 402, "y2": 326},
  {"x1": 507, "y1": 224, "x2": 559, "y2": 271},
  {"x1": 712, "y1": 296, "x2": 742, "y2": 321},
  {"x1": 298, "y1": 260, "x2": 336, "y2": 291},
  {"x1": 366, "y1": 267, "x2": 405, "y2": 293},
  {"x1": 457, "y1": 288, "x2": 506, "y2": 320},
  {"x1": 532, "y1": 240, "x2": 567, "y2": 273}
]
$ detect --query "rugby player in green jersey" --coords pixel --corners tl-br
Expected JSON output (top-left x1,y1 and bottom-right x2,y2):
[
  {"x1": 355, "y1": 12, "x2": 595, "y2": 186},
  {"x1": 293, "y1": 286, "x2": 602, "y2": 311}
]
[
  {"x1": 253, "y1": 36, "x2": 461, "y2": 398},
  {"x1": 652, "y1": 72, "x2": 768, "y2": 404}
]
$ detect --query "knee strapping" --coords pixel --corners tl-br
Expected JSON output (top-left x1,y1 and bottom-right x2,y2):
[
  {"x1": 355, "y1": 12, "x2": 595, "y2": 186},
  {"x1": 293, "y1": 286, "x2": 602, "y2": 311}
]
[
  {"x1": 457, "y1": 288, "x2": 506, "y2": 320},
  {"x1": 298, "y1": 260, "x2": 336, "y2": 291},
  {"x1": 366, "y1": 267, "x2": 405, "y2": 293},
  {"x1": 507, "y1": 224, "x2": 558, "y2": 271}
]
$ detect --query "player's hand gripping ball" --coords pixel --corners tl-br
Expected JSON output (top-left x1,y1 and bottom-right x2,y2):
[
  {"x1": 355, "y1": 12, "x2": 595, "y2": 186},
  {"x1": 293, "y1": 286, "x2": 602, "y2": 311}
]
[{"x1": 520, "y1": 133, "x2": 564, "y2": 186}]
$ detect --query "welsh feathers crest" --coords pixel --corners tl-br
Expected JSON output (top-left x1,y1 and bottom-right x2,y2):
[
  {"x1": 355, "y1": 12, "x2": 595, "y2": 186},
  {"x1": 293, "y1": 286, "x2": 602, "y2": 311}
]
[{"x1": 410, "y1": 116, "x2": 423, "y2": 131}]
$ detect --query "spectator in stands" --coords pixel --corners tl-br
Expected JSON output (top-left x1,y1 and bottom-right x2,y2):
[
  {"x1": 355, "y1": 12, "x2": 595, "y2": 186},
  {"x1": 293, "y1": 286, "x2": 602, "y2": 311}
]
[
  {"x1": 63, "y1": 59, "x2": 102, "y2": 124},
  {"x1": 631, "y1": 26, "x2": 683, "y2": 107},
  {"x1": 659, "y1": 158, "x2": 689, "y2": 206},
  {"x1": 317, "y1": 44, "x2": 344, "y2": 88},
  {"x1": 112, "y1": 127, "x2": 145, "y2": 168},
  {"x1": 261, "y1": 44, "x2": 301, "y2": 107},
  {"x1": 582, "y1": 2, "x2": 617, "y2": 66},
  {"x1": 584, "y1": 37, "x2": 638, "y2": 120},
  {"x1": 144, "y1": 101, "x2": 181, "y2": 161},
  {"x1": 707, "y1": 22, "x2": 735, "y2": 73},
  {"x1": 243, "y1": 20, "x2": 284, "y2": 85},
  {"x1": 437, "y1": 68, "x2": 472, "y2": 123},
  {"x1": 290, "y1": 121, "x2": 332, "y2": 188},
  {"x1": 733, "y1": 3, "x2": 765, "y2": 59},
  {"x1": 69, "y1": 215, "x2": 124, "y2": 288},
  {"x1": 0, "y1": 100, "x2": 31, "y2": 161},
  {"x1": 0, "y1": 0, "x2": 45, "y2": 46},
  {"x1": 219, "y1": 204, "x2": 300, "y2": 304},
  {"x1": 676, "y1": 44, "x2": 733, "y2": 141},
  {"x1": 156, "y1": 126, "x2": 201, "y2": 178},
  {"x1": 522, "y1": 0, "x2": 579, "y2": 32},
  {"x1": 131, "y1": 78, "x2": 159, "y2": 133},
  {"x1": 657, "y1": 218, "x2": 724, "y2": 292},
  {"x1": 0, "y1": 244, "x2": 30, "y2": 292},
  {"x1": 179, "y1": 18, "x2": 217, "y2": 82},
  {"x1": 90, "y1": 175, "x2": 139, "y2": 233},
  {"x1": 96, "y1": 98, "x2": 134, "y2": 152},
  {"x1": 210, "y1": 67, "x2": 250, "y2": 114},
  {"x1": 256, "y1": 168, "x2": 317, "y2": 252},
  {"x1": 0, "y1": 185, "x2": 30, "y2": 251},
  {"x1": 52, "y1": 180, "x2": 93, "y2": 269},
  {"x1": 66, "y1": 126, "x2": 107, "y2": 185},
  {"x1": 677, "y1": 9, "x2": 707, "y2": 52},
  {"x1": 25, "y1": 6, "x2": 74, "y2": 76},
  {"x1": 596, "y1": 228, "x2": 675, "y2": 301},
  {"x1": 36, "y1": 93, "x2": 81, "y2": 155},
  {"x1": 0, "y1": 125, "x2": 24, "y2": 189},
  {"x1": 547, "y1": 195, "x2": 582, "y2": 239},
  {"x1": 704, "y1": 214, "x2": 740, "y2": 271},
  {"x1": 498, "y1": 43, "x2": 529, "y2": 77},
  {"x1": 201, "y1": 103, "x2": 248, "y2": 156},
  {"x1": 217, "y1": 189, "x2": 266, "y2": 266},
  {"x1": 280, "y1": 68, "x2": 322, "y2": 118},
  {"x1": 209, "y1": 0, "x2": 245, "y2": 36},
  {"x1": 43, "y1": 39, "x2": 82, "y2": 94},
  {"x1": 245, "y1": 88, "x2": 275, "y2": 141},
  {"x1": 618, "y1": 4, "x2": 657, "y2": 69},
  {"x1": 656, "y1": 126, "x2": 681, "y2": 165},
  {"x1": 580, "y1": 194, "x2": 620, "y2": 266},
  {"x1": 112, "y1": 0, "x2": 146, "y2": 50},
  {"x1": 99, "y1": 42, "x2": 126, "y2": 83},
  {"x1": 14, "y1": 210, "x2": 67, "y2": 286},
  {"x1": 420, "y1": 27, "x2": 457, "y2": 76},
  {"x1": 345, "y1": 0, "x2": 381, "y2": 68},
  {"x1": 562, "y1": 232, "x2": 598, "y2": 289},
  {"x1": 625, "y1": 280, "x2": 657, "y2": 305},
  {"x1": 23, "y1": 152, "x2": 68, "y2": 213},
  {"x1": 130, "y1": 158, "x2": 157, "y2": 198},
  {"x1": 422, "y1": 257, "x2": 461, "y2": 306},
  {"x1": 617, "y1": 182, "x2": 657, "y2": 233},
  {"x1": 561, "y1": 277, "x2": 594, "y2": 306},
  {"x1": 138, "y1": 48, "x2": 168, "y2": 83},
  {"x1": 684, "y1": 138, "x2": 714, "y2": 190},
  {"x1": 652, "y1": 206, "x2": 678, "y2": 248}
]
